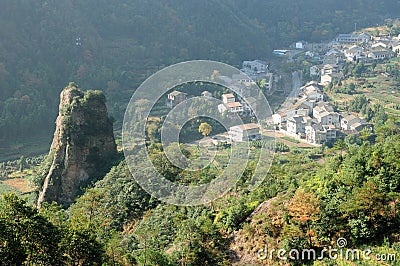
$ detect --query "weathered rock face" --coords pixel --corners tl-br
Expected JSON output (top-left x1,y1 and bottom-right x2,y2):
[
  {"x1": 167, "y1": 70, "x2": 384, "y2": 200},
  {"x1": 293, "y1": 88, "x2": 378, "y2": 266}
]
[{"x1": 37, "y1": 84, "x2": 117, "y2": 208}]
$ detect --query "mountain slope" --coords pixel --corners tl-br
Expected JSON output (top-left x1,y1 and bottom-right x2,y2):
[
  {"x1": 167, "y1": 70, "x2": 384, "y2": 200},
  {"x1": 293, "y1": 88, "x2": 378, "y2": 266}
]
[{"x1": 1, "y1": 0, "x2": 400, "y2": 158}]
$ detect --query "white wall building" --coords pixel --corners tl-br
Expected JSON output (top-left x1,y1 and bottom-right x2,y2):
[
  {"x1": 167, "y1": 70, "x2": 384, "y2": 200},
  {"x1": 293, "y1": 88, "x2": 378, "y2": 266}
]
[
  {"x1": 340, "y1": 114, "x2": 369, "y2": 131},
  {"x1": 218, "y1": 102, "x2": 243, "y2": 114},
  {"x1": 286, "y1": 116, "x2": 311, "y2": 135},
  {"x1": 201, "y1": 91, "x2": 213, "y2": 97},
  {"x1": 166, "y1": 90, "x2": 187, "y2": 108},
  {"x1": 272, "y1": 112, "x2": 288, "y2": 127},
  {"x1": 222, "y1": 93, "x2": 235, "y2": 104},
  {"x1": 305, "y1": 124, "x2": 337, "y2": 144},
  {"x1": 242, "y1": 60, "x2": 268, "y2": 73},
  {"x1": 229, "y1": 123, "x2": 261, "y2": 142},
  {"x1": 313, "y1": 104, "x2": 340, "y2": 127}
]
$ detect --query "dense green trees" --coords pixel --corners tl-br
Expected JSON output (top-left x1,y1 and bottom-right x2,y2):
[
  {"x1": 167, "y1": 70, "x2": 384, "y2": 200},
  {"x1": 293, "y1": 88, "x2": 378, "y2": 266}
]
[
  {"x1": 346, "y1": 95, "x2": 389, "y2": 126},
  {"x1": 70, "y1": 161, "x2": 157, "y2": 232},
  {"x1": 2, "y1": 124, "x2": 400, "y2": 264},
  {"x1": 310, "y1": 131, "x2": 400, "y2": 245},
  {"x1": 0, "y1": 194, "x2": 104, "y2": 265}
]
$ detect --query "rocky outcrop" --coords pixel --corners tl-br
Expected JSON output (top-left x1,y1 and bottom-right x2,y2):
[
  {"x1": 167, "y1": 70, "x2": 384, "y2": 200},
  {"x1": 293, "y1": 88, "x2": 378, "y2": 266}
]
[
  {"x1": 229, "y1": 194, "x2": 289, "y2": 265},
  {"x1": 37, "y1": 83, "x2": 117, "y2": 208}
]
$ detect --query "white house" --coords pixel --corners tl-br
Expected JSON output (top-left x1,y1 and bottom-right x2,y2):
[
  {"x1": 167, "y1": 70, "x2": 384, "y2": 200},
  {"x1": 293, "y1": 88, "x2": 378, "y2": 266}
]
[
  {"x1": 340, "y1": 114, "x2": 369, "y2": 132},
  {"x1": 284, "y1": 108, "x2": 310, "y2": 118},
  {"x1": 320, "y1": 72, "x2": 343, "y2": 86},
  {"x1": 392, "y1": 44, "x2": 400, "y2": 54},
  {"x1": 287, "y1": 99, "x2": 315, "y2": 116},
  {"x1": 324, "y1": 125, "x2": 338, "y2": 141},
  {"x1": 305, "y1": 124, "x2": 337, "y2": 144},
  {"x1": 313, "y1": 103, "x2": 340, "y2": 127},
  {"x1": 218, "y1": 102, "x2": 243, "y2": 114},
  {"x1": 229, "y1": 123, "x2": 261, "y2": 142},
  {"x1": 286, "y1": 116, "x2": 311, "y2": 135},
  {"x1": 305, "y1": 124, "x2": 326, "y2": 144},
  {"x1": 314, "y1": 111, "x2": 340, "y2": 127},
  {"x1": 242, "y1": 60, "x2": 268, "y2": 73},
  {"x1": 222, "y1": 93, "x2": 235, "y2": 104},
  {"x1": 372, "y1": 42, "x2": 388, "y2": 49},
  {"x1": 368, "y1": 49, "x2": 395, "y2": 60},
  {"x1": 300, "y1": 84, "x2": 324, "y2": 102},
  {"x1": 295, "y1": 41, "x2": 306, "y2": 49},
  {"x1": 272, "y1": 112, "x2": 288, "y2": 127},
  {"x1": 261, "y1": 72, "x2": 273, "y2": 92},
  {"x1": 232, "y1": 74, "x2": 253, "y2": 83},
  {"x1": 304, "y1": 42, "x2": 332, "y2": 53},
  {"x1": 241, "y1": 96, "x2": 257, "y2": 115},
  {"x1": 323, "y1": 48, "x2": 345, "y2": 65},
  {"x1": 320, "y1": 64, "x2": 340, "y2": 75},
  {"x1": 336, "y1": 33, "x2": 371, "y2": 43},
  {"x1": 166, "y1": 90, "x2": 187, "y2": 108},
  {"x1": 344, "y1": 45, "x2": 364, "y2": 61},
  {"x1": 323, "y1": 53, "x2": 342, "y2": 65},
  {"x1": 201, "y1": 91, "x2": 213, "y2": 97}
]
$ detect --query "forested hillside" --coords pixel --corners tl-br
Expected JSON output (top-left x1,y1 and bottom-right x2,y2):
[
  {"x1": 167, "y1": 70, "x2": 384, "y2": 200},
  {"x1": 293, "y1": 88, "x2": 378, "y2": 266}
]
[
  {"x1": 1, "y1": 0, "x2": 400, "y2": 158},
  {"x1": 2, "y1": 119, "x2": 399, "y2": 265}
]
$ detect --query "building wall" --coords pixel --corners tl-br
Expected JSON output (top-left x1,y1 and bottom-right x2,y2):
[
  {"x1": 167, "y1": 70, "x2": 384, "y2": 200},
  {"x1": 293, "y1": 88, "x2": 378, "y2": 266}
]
[
  {"x1": 287, "y1": 120, "x2": 305, "y2": 134},
  {"x1": 229, "y1": 127, "x2": 261, "y2": 141},
  {"x1": 222, "y1": 95, "x2": 235, "y2": 104},
  {"x1": 321, "y1": 74, "x2": 332, "y2": 85}
]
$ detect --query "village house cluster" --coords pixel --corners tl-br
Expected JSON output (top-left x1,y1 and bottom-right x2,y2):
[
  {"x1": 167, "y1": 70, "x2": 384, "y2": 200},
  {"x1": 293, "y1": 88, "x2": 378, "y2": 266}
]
[
  {"x1": 166, "y1": 88, "x2": 262, "y2": 142},
  {"x1": 166, "y1": 59, "x2": 273, "y2": 111},
  {"x1": 273, "y1": 81, "x2": 371, "y2": 145},
  {"x1": 295, "y1": 32, "x2": 400, "y2": 85},
  {"x1": 270, "y1": 30, "x2": 400, "y2": 145},
  {"x1": 165, "y1": 60, "x2": 270, "y2": 142}
]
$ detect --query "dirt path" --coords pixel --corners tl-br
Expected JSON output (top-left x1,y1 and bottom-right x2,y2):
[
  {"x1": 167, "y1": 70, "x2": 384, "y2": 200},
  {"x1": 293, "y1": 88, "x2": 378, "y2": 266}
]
[{"x1": 261, "y1": 130, "x2": 316, "y2": 148}]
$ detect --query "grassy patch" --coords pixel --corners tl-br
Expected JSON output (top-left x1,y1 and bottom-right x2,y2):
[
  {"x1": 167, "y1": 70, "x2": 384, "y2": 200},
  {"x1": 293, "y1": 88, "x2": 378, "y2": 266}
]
[
  {"x1": 281, "y1": 136, "x2": 300, "y2": 144},
  {"x1": 3, "y1": 178, "x2": 34, "y2": 194},
  {"x1": 329, "y1": 59, "x2": 400, "y2": 117}
]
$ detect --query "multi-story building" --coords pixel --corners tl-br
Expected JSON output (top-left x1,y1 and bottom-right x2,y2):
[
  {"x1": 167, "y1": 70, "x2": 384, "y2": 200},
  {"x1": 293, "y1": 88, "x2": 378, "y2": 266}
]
[
  {"x1": 229, "y1": 123, "x2": 261, "y2": 142},
  {"x1": 166, "y1": 90, "x2": 187, "y2": 108}
]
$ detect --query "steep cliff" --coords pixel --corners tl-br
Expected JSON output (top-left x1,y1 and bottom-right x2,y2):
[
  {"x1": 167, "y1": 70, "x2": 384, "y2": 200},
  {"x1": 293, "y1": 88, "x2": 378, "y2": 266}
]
[{"x1": 37, "y1": 83, "x2": 117, "y2": 208}]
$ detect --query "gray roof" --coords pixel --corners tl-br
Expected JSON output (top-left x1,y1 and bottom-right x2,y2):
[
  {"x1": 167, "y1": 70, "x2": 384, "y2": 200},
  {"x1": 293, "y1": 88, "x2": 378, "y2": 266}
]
[
  {"x1": 309, "y1": 123, "x2": 325, "y2": 132},
  {"x1": 341, "y1": 114, "x2": 366, "y2": 127},
  {"x1": 288, "y1": 116, "x2": 304, "y2": 123},
  {"x1": 316, "y1": 102, "x2": 335, "y2": 113},
  {"x1": 369, "y1": 50, "x2": 394, "y2": 56}
]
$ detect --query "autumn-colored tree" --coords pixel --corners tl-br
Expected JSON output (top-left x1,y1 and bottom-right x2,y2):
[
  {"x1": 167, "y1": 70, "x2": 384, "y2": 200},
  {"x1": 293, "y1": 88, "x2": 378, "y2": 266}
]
[
  {"x1": 288, "y1": 189, "x2": 320, "y2": 223},
  {"x1": 287, "y1": 188, "x2": 320, "y2": 245},
  {"x1": 199, "y1": 122, "x2": 212, "y2": 137}
]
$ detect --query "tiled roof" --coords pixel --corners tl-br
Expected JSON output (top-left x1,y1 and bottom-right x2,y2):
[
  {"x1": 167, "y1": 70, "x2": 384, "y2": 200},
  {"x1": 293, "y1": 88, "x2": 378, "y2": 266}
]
[
  {"x1": 226, "y1": 102, "x2": 242, "y2": 108},
  {"x1": 222, "y1": 93, "x2": 235, "y2": 98},
  {"x1": 237, "y1": 123, "x2": 260, "y2": 130}
]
